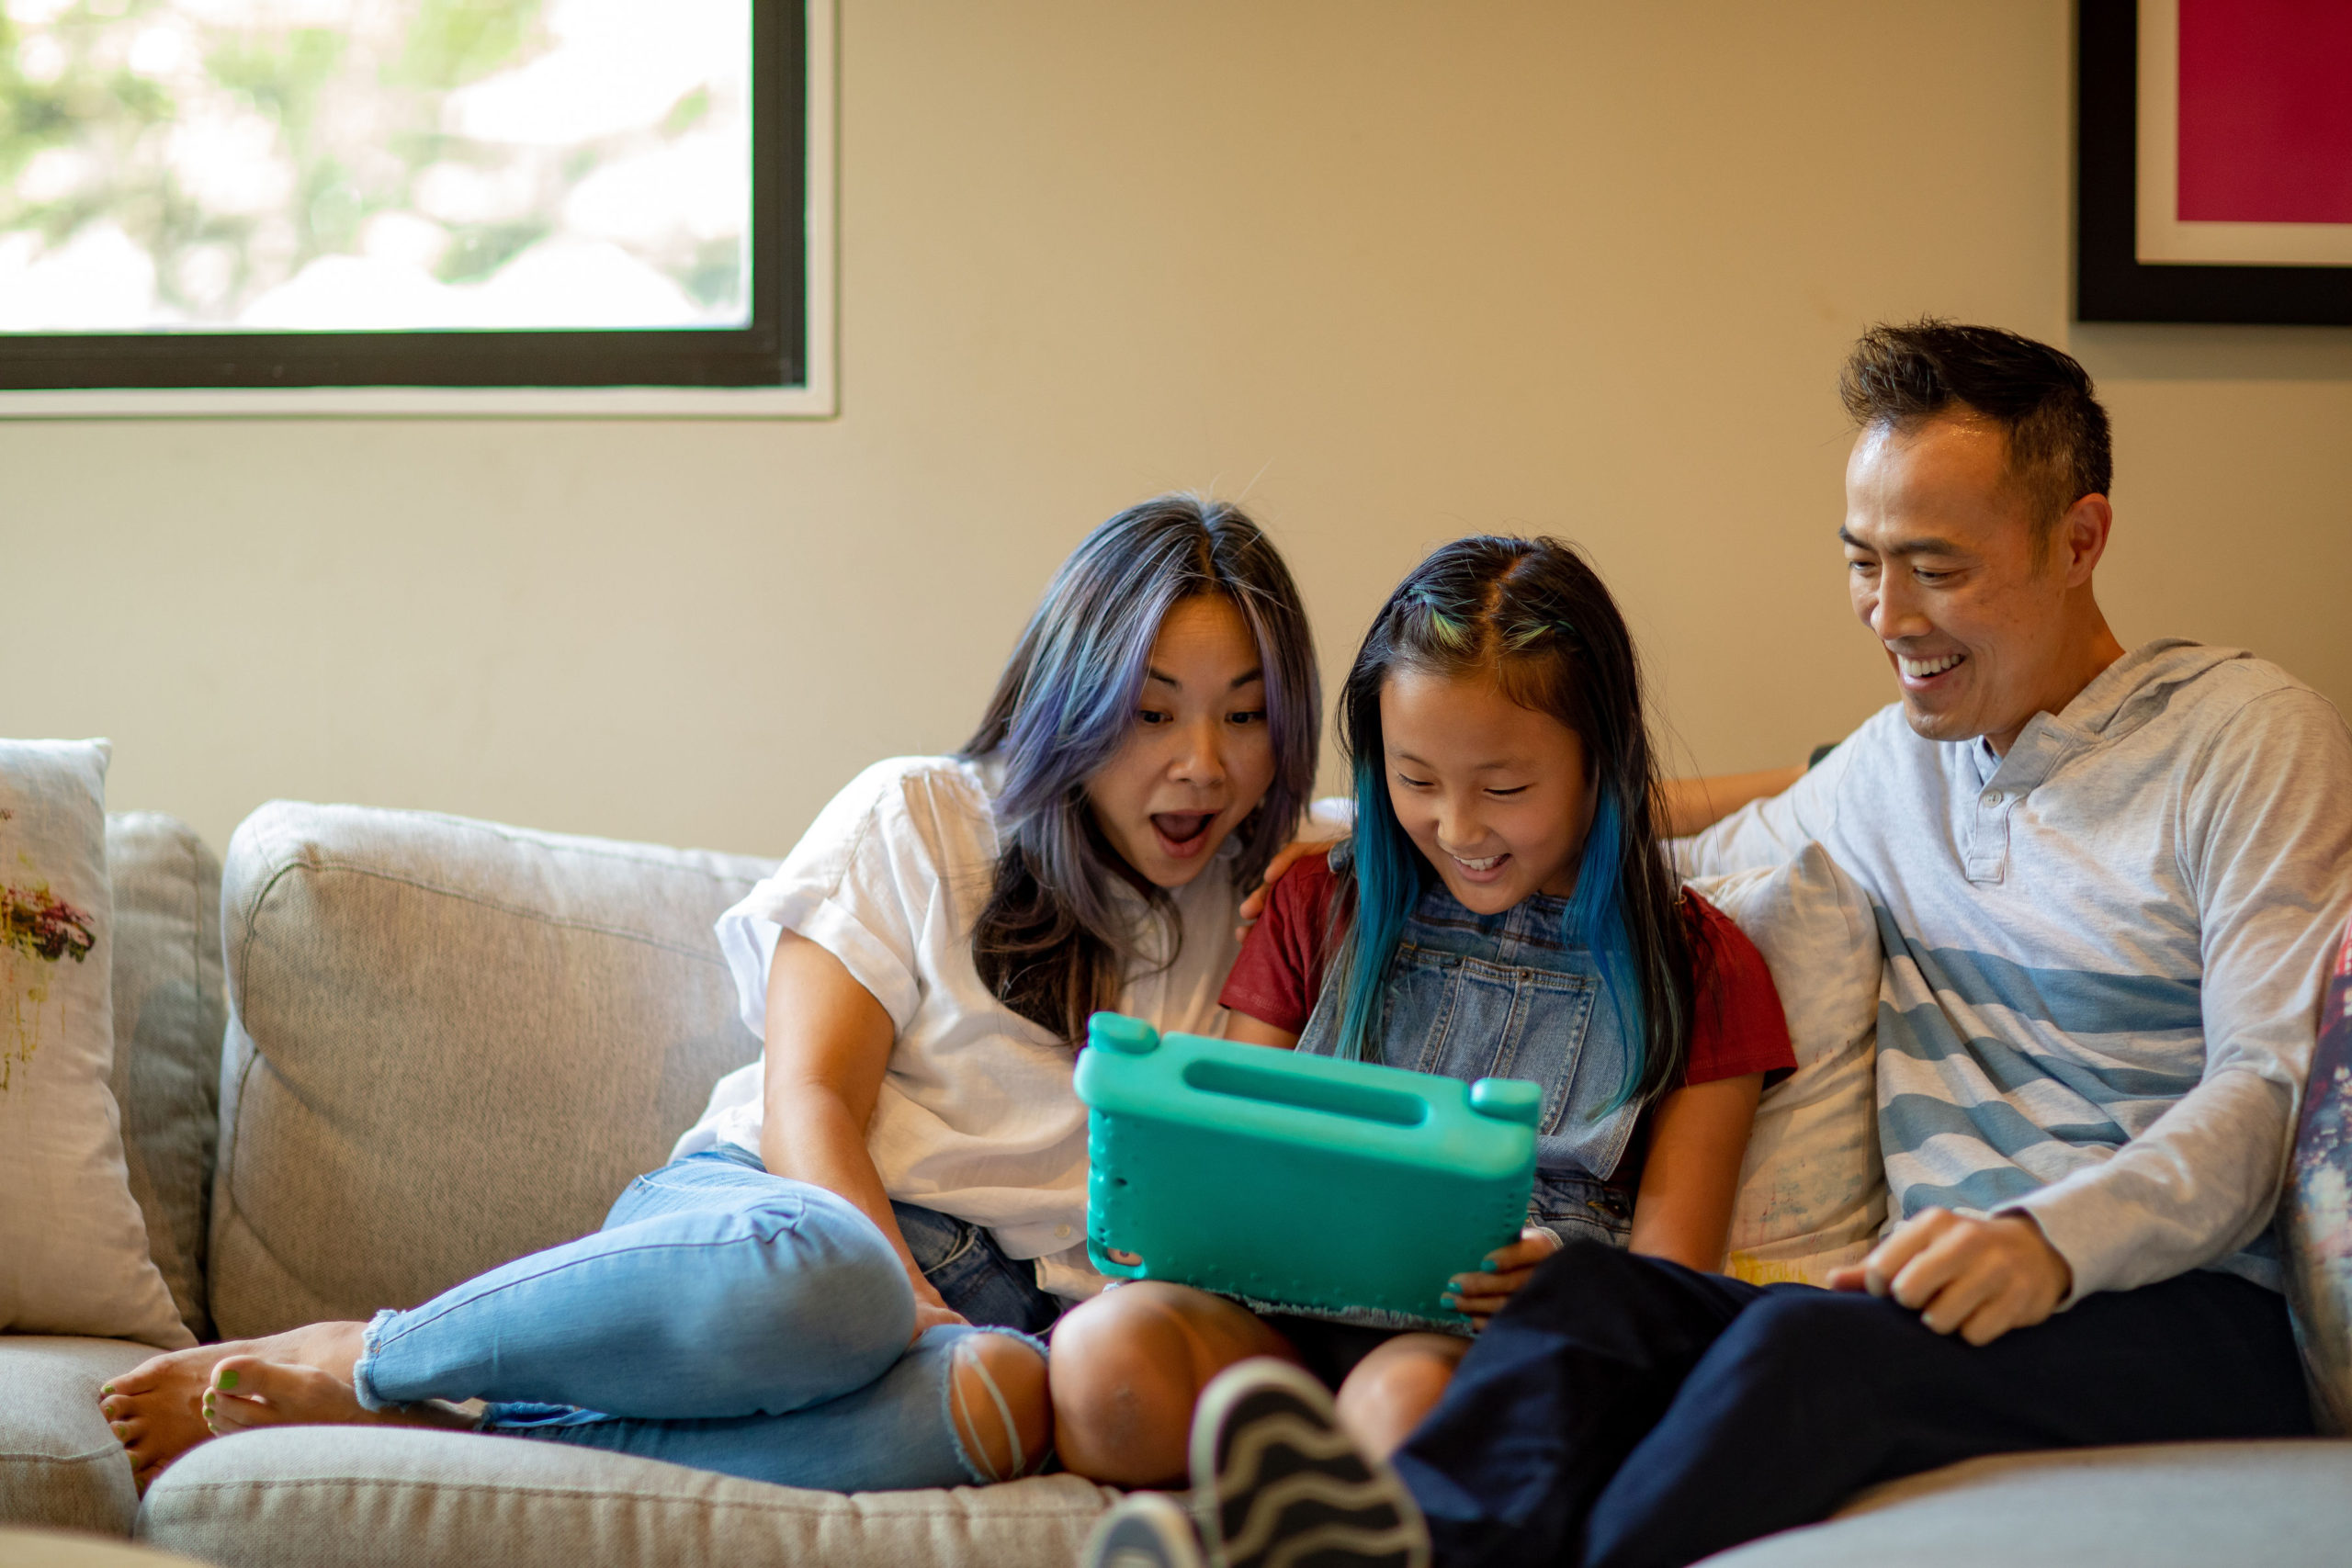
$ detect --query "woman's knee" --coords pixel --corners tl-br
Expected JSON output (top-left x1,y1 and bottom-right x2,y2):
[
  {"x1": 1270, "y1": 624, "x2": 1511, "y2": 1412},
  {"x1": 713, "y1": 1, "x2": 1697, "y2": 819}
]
[
  {"x1": 690, "y1": 1186, "x2": 916, "y2": 1389},
  {"x1": 947, "y1": 1329, "x2": 1054, "y2": 1483}
]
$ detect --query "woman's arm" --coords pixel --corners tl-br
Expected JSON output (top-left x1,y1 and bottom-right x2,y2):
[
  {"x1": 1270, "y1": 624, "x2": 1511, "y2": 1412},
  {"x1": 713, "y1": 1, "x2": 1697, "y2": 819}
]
[
  {"x1": 1655, "y1": 767, "x2": 1807, "y2": 839},
  {"x1": 1627, "y1": 1072, "x2": 1765, "y2": 1272},
  {"x1": 757, "y1": 930, "x2": 966, "y2": 1337}
]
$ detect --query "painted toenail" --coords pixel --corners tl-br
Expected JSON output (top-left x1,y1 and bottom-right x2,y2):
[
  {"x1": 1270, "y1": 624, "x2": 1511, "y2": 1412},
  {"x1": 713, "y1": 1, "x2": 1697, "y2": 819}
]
[
  {"x1": 217, "y1": 1369, "x2": 240, "y2": 1391},
  {"x1": 100, "y1": 1384, "x2": 114, "y2": 1394}
]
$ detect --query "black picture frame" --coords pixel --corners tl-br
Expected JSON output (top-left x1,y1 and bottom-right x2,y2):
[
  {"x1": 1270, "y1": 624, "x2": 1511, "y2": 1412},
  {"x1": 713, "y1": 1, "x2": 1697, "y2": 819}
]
[
  {"x1": 0, "y1": 0, "x2": 806, "y2": 390},
  {"x1": 2077, "y1": 0, "x2": 2352, "y2": 325}
]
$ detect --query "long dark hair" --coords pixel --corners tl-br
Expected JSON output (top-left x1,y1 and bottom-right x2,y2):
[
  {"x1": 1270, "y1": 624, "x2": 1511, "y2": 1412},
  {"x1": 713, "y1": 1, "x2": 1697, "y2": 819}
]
[
  {"x1": 963, "y1": 495, "x2": 1319, "y2": 1044},
  {"x1": 1331, "y1": 536, "x2": 1695, "y2": 1109}
]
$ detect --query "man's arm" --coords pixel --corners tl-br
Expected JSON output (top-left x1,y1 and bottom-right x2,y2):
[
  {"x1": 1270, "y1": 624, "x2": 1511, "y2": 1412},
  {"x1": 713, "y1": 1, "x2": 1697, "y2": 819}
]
[
  {"x1": 1672, "y1": 720, "x2": 1873, "y2": 880},
  {"x1": 1656, "y1": 767, "x2": 1807, "y2": 840},
  {"x1": 1996, "y1": 689, "x2": 2352, "y2": 1300}
]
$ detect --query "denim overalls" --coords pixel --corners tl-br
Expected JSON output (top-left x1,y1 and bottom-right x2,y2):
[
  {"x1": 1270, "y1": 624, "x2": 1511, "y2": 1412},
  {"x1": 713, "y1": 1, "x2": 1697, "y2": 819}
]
[{"x1": 1295, "y1": 847, "x2": 1643, "y2": 1254}]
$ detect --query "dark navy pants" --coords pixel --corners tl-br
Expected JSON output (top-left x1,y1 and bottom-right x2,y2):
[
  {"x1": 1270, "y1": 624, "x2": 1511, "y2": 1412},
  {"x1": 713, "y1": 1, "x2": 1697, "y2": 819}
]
[{"x1": 1389, "y1": 1240, "x2": 2314, "y2": 1568}]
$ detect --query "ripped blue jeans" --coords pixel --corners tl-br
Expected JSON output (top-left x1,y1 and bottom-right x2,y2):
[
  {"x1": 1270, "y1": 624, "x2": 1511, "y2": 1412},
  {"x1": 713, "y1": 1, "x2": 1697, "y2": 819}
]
[{"x1": 348, "y1": 1147, "x2": 1054, "y2": 1490}]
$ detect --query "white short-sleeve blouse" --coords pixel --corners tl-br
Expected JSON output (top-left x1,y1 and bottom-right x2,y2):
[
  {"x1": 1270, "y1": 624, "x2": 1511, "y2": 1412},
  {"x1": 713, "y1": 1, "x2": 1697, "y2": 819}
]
[{"x1": 673, "y1": 754, "x2": 1246, "y2": 1295}]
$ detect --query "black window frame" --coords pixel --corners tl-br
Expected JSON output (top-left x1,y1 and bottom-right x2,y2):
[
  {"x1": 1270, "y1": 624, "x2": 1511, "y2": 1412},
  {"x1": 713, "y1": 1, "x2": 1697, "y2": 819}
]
[{"x1": 0, "y1": 0, "x2": 807, "y2": 389}]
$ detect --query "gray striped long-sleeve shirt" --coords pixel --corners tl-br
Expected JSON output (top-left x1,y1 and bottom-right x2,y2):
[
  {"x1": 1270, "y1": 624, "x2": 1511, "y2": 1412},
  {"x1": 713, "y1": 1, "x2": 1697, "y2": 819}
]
[{"x1": 1679, "y1": 640, "x2": 2352, "y2": 1301}]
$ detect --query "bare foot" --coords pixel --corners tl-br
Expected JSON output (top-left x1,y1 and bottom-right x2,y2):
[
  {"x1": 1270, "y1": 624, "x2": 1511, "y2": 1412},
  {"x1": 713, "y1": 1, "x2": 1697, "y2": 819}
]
[
  {"x1": 98, "y1": 1321, "x2": 369, "y2": 1491},
  {"x1": 201, "y1": 1354, "x2": 473, "y2": 1438},
  {"x1": 947, "y1": 1331, "x2": 1052, "y2": 1483}
]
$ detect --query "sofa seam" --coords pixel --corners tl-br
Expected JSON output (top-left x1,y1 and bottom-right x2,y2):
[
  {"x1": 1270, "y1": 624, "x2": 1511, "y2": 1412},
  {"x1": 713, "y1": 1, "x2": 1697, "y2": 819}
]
[
  {"x1": 393, "y1": 810, "x2": 776, "y2": 881},
  {"x1": 234, "y1": 859, "x2": 738, "y2": 970},
  {"x1": 0, "y1": 1445, "x2": 129, "y2": 1467},
  {"x1": 143, "y1": 1474, "x2": 1107, "y2": 1517}
]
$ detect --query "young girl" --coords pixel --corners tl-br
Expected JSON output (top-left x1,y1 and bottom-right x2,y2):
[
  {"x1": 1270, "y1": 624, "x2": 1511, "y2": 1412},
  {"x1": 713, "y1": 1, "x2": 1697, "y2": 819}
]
[
  {"x1": 100, "y1": 495, "x2": 1322, "y2": 1495},
  {"x1": 1049, "y1": 535, "x2": 1793, "y2": 1482}
]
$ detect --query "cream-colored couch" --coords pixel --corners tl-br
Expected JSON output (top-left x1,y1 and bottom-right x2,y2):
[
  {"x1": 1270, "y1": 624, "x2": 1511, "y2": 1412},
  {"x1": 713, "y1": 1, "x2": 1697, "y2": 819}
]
[{"x1": 3, "y1": 802, "x2": 2346, "y2": 1566}]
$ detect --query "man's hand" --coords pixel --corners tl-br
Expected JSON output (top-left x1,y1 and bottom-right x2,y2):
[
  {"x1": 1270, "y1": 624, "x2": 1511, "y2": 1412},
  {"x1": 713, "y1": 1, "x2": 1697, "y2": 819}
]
[
  {"x1": 1444, "y1": 1226, "x2": 1563, "y2": 1327},
  {"x1": 1236, "y1": 839, "x2": 1337, "y2": 934},
  {"x1": 1826, "y1": 1209, "x2": 2072, "y2": 1346}
]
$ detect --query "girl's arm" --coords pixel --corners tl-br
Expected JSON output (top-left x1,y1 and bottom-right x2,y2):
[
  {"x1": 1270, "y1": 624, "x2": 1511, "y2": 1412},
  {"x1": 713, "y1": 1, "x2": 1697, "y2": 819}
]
[
  {"x1": 1224, "y1": 1011, "x2": 1300, "y2": 1050},
  {"x1": 757, "y1": 930, "x2": 965, "y2": 1339},
  {"x1": 1627, "y1": 1071, "x2": 1766, "y2": 1271}
]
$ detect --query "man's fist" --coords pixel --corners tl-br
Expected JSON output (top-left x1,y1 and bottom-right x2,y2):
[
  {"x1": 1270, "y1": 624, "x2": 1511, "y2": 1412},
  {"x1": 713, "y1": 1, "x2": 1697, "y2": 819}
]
[{"x1": 1826, "y1": 1209, "x2": 2072, "y2": 1347}]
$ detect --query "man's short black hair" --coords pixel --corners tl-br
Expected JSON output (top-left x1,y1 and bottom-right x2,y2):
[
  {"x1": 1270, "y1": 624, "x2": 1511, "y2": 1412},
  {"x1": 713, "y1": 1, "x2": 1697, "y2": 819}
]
[{"x1": 1839, "y1": 321, "x2": 2112, "y2": 536}]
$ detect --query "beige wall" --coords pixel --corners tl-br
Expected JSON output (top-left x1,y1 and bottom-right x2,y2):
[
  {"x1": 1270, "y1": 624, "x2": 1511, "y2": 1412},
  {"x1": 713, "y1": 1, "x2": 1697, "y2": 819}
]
[{"x1": 10, "y1": 1, "x2": 2352, "y2": 858}]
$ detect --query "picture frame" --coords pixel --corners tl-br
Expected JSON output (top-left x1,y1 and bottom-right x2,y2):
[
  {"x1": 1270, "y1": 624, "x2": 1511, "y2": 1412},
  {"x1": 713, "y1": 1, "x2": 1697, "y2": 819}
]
[{"x1": 2077, "y1": 0, "x2": 2352, "y2": 325}]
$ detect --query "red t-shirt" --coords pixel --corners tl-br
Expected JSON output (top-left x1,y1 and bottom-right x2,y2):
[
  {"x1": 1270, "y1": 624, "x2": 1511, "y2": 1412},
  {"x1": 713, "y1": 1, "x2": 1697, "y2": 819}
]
[{"x1": 1218, "y1": 851, "x2": 1795, "y2": 1182}]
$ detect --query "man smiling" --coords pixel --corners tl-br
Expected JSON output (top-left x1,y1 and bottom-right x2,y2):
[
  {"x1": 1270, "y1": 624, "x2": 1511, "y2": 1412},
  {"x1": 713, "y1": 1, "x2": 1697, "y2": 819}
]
[{"x1": 1082, "y1": 322, "x2": 2352, "y2": 1568}]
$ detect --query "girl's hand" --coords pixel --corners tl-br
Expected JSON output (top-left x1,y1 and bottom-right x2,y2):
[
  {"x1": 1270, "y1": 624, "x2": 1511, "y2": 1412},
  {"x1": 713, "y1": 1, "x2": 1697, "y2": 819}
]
[{"x1": 1442, "y1": 1226, "x2": 1563, "y2": 1326}]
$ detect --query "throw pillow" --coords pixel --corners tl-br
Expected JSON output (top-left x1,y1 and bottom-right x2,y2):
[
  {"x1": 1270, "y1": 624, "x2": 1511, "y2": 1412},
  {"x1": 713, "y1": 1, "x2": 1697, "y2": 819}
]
[
  {"x1": 0, "y1": 740, "x2": 190, "y2": 1348},
  {"x1": 2284, "y1": 912, "x2": 2352, "y2": 1436},
  {"x1": 1688, "y1": 841, "x2": 1886, "y2": 1284},
  {"x1": 107, "y1": 813, "x2": 228, "y2": 1343}
]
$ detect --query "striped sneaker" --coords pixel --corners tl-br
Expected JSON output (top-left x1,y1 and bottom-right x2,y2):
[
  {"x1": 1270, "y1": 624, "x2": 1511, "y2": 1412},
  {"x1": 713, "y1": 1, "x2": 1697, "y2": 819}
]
[
  {"x1": 1084, "y1": 1490, "x2": 1208, "y2": 1568},
  {"x1": 1189, "y1": 1359, "x2": 1429, "y2": 1568}
]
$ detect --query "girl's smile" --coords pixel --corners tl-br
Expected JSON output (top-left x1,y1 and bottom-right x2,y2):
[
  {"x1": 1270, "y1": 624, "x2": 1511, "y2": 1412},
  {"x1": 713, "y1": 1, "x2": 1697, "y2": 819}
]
[{"x1": 1379, "y1": 664, "x2": 1592, "y2": 915}]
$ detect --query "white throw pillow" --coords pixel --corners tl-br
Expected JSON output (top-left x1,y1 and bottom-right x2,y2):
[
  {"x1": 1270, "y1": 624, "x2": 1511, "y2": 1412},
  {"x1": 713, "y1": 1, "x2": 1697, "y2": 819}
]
[
  {"x1": 1688, "y1": 842, "x2": 1885, "y2": 1285},
  {"x1": 0, "y1": 739, "x2": 191, "y2": 1348}
]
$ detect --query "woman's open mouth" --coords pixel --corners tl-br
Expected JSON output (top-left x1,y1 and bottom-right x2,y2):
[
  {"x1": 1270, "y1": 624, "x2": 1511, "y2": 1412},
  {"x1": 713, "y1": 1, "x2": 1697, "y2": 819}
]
[{"x1": 1150, "y1": 811, "x2": 1217, "y2": 860}]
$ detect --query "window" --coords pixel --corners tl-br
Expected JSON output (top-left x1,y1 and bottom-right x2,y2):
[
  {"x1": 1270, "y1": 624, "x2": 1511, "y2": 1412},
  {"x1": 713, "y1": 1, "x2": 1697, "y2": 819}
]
[{"x1": 0, "y1": 0, "x2": 831, "y2": 414}]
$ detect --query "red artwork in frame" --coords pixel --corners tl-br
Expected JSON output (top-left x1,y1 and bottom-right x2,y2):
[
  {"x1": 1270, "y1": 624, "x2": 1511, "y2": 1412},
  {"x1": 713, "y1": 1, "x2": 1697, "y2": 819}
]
[{"x1": 2077, "y1": 0, "x2": 2352, "y2": 323}]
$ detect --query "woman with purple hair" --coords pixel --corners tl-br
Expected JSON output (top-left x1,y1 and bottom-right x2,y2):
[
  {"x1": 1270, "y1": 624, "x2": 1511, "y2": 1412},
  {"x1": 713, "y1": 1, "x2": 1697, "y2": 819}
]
[{"x1": 101, "y1": 495, "x2": 1322, "y2": 1495}]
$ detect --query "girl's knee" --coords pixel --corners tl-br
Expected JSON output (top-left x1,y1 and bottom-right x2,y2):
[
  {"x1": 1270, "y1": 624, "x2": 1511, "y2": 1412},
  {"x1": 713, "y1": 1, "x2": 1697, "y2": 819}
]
[
  {"x1": 1048, "y1": 1285, "x2": 1249, "y2": 1486},
  {"x1": 1335, "y1": 1335, "x2": 1467, "y2": 1459}
]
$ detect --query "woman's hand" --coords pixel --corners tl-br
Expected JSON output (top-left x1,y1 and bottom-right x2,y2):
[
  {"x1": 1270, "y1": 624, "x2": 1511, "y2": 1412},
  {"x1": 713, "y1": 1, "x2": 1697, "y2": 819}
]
[
  {"x1": 1443, "y1": 1226, "x2": 1563, "y2": 1326},
  {"x1": 1236, "y1": 838, "x2": 1338, "y2": 935},
  {"x1": 911, "y1": 1298, "x2": 972, "y2": 1340}
]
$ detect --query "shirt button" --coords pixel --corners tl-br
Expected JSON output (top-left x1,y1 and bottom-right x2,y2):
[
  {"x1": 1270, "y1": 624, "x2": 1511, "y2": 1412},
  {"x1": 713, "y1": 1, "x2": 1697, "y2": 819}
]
[
  {"x1": 1982, "y1": 791, "x2": 2001, "y2": 807},
  {"x1": 1056, "y1": 1224, "x2": 1072, "y2": 1240}
]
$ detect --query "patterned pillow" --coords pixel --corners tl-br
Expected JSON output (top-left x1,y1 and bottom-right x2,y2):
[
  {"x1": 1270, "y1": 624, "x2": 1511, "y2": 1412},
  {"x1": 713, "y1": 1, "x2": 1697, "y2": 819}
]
[
  {"x1": 0, "y1": 739, "x2": 190, "y2": 1348},
  {"x1": 2285, "y1": 916, "x2": 2352, "y2": 1435},
  {"x1": 1688, "y1": 842, "x2": 1887, "y2": 1284}
]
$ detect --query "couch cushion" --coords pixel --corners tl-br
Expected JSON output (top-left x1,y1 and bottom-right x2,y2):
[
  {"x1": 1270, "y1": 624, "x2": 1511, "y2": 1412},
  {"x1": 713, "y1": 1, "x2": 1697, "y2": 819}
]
[
  {"x1": 209, "y1": 804, "x2": 773, "y2": 1338},
  {"x1": 1703, "y1": 1440, "x2": 2352, "y2": 1566},
  {"x1": 0, "y1": 1528, "x2": 209, "y2": 1566},
  {"x1": 141, "y1": 1427, "x2": 1112, "y2": 1568},
  {"x1": 106, "y1": 814, "x2": 227, "y2": 1346},
  {"x1": 0, "y1": 1337, "x2": 153, "y2": 1536}
]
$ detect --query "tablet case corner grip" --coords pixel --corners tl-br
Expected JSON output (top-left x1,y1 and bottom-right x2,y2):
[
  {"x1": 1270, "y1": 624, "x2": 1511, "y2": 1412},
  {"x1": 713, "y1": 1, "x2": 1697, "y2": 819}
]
[
  {"x1": 1469, "y1": 1077, "x2": 1544, "y2": 1127},
  {"x1": 1088, "y1": 1011, "x2": 1160, "y2": 1055}
]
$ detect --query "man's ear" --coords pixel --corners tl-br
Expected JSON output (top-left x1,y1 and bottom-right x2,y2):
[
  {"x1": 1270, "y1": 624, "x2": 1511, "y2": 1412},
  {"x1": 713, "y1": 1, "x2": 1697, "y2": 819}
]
[{"x1": 2054, "y1": 493, "x2": 2113, "y2": 588}]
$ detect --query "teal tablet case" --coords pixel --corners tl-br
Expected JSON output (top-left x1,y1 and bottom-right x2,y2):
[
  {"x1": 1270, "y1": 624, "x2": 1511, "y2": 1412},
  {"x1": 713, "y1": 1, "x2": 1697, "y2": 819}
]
[{"x1": 1076, "y1": 1012, "x2": 1540, "y2": 1327}]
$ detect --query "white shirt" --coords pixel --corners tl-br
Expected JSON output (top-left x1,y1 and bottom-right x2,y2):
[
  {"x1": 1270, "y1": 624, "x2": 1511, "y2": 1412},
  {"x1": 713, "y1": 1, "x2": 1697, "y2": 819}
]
[{"x1": 674, "y1": 754, "x2": 1247, "y2": 1297}]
